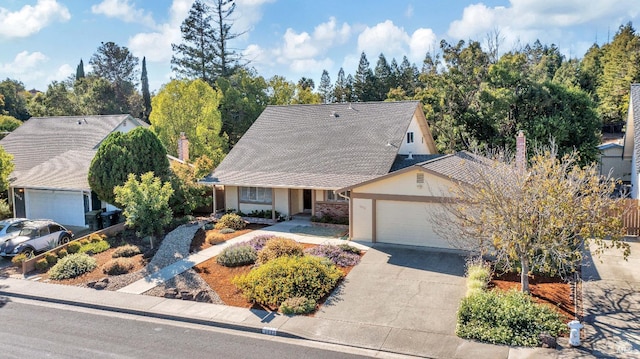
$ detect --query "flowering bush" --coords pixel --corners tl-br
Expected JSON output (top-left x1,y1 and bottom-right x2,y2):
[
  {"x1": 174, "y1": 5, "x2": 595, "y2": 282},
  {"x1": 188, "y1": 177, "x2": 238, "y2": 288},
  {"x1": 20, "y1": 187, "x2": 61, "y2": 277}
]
[
  {"x1": 305, "y1": 244, "x2": 360, "y2": 267},
  {"x1": 245, "y1": 234, "x2": 275, "y2": 251}
]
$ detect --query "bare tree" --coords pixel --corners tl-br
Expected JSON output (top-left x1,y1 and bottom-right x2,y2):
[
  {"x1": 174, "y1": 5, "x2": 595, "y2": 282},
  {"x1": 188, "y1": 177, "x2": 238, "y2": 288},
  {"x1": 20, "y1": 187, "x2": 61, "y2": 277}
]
[{"x1": 430, "y1": 146, "x2": 630, "y2": 293}]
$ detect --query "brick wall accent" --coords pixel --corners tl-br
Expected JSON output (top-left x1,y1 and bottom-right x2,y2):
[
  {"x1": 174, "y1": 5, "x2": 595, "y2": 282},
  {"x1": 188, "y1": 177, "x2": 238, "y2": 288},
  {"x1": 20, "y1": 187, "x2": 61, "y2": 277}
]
[{"x1": 315, "y1": 202, "x2": 349, "y2": 219}]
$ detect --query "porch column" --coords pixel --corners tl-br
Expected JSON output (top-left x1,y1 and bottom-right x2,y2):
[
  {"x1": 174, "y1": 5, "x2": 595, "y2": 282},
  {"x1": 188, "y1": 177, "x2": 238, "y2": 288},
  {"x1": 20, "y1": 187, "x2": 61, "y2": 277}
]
[
  {"x1": 236, "y1": 186, "x2": 240, "y2": 212},
  {"x1": 311, "y1": 190, "x2": 316, "y2": 217},
  {"x1": 371, "y1": 199, "x2": 377, "y2": 243},
  {"x1": 272, "y1": 188, "x2": 276, "y2": 221},
  {"x1": 212, "y1": 185, "x2": 216, "y2": 215}
]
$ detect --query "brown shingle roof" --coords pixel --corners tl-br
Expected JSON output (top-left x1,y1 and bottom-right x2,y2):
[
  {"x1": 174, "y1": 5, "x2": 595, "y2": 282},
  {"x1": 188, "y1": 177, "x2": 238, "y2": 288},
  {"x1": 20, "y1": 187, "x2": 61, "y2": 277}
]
[{"x1": 206, "y1": 101, "x2": 424, "y2": 189}]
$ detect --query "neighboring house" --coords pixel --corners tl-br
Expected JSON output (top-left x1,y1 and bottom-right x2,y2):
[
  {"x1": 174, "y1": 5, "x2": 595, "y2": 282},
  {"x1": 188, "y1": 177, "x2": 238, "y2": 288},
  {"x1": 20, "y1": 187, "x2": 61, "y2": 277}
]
[
  {"x1": 622, "y1": 84, "x2": 640, "y2": 198},
  {"x1": 598, "y1": 141, "x2": 631, "y2": 182},
  {"x1": 201, "y1": 101, "x2": 440, "y2": 221},
  {"x1": 0, "y1": 114, "x2": 147, "y2": 227},
  {"x1": 336, "y1": 151, "x2": 486, "y2": 249}
]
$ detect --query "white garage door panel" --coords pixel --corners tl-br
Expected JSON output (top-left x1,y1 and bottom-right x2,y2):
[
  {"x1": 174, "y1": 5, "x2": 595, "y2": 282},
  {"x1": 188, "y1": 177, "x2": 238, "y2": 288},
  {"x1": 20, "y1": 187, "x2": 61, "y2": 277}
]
[
  {"x1": 26, "y1": 190, "x2": 85, "y2": 226},
  {"x1": 376, "y1": 200, "x2": 453, "y2": 249}
]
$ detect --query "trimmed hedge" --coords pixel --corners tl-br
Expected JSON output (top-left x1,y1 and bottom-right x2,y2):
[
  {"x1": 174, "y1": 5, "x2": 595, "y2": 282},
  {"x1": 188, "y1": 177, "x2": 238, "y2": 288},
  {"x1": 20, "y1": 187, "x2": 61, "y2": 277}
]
[
  {"x1": 456, "y1": 289, "x2": 566, "y2": 347},
  {"x1": 49, "y1": 253, "x2": 97, "y2": 280},
  {"x1": 79, "y1": 240, "x2": 111, "y2": 255},
  {"x1": 233, "y1": 255, "x2": 343, "y2": 306}
]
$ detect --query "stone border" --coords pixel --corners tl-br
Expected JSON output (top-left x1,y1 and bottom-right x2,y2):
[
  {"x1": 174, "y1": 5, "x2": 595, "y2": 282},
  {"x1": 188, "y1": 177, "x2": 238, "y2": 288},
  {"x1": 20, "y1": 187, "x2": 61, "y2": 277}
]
[{"x1": 21, "y1": 222, "x2": 126, "y2": 275}]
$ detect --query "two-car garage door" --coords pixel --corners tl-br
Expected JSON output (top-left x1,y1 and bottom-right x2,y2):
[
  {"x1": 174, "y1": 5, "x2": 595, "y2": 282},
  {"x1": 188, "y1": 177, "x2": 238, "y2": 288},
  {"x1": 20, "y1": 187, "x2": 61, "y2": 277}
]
[
  {"x1": 26, "y1": 189, "x2": 86, "y2": 226},
  {"x1": 376, "y1": 200, "x2": 453, "y2": 249}
]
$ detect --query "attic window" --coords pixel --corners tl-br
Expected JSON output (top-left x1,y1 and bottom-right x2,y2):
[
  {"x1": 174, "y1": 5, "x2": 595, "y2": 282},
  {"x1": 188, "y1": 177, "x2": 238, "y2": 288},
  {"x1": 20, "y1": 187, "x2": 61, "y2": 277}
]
[
  {"x1": 416, "y1": 173, "x2": 424, "y2": 184},
  {"x1": 407, "y1": 132, "x2": 414, "y2": 144}
]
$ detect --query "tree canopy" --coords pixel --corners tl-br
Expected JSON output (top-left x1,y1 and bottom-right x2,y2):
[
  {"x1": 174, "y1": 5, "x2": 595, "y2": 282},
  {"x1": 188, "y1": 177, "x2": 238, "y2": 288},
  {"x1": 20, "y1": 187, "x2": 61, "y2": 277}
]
[
  {"x1": 0, "y1": 145, "x2": 14, "y2": 193},
  {"x1": 150, "y1": 78, "x2": 227, "y2": 164},
  {"x1": 88, "y1": 127, "x2": 170, "y2": 206}
]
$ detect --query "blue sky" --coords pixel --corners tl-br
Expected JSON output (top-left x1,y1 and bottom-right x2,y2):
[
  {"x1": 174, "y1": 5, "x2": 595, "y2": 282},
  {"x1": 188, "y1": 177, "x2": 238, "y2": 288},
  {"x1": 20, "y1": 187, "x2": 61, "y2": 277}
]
[{"x1": 1, "y1": 0, "x2": 639, "y2": 93}]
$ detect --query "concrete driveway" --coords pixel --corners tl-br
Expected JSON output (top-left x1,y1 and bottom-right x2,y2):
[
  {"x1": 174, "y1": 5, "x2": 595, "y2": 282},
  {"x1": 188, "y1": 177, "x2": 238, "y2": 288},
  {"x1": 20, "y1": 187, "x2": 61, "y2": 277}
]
[{"x1": 575, "y1": 240, "x2": 640, "y2": 358}]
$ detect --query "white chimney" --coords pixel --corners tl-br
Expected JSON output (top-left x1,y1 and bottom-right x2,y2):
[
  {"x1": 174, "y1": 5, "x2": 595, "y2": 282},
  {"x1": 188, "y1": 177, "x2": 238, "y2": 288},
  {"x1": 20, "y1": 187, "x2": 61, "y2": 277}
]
[
  {"x1": 516, "y1": 131, "x2": 526, "y2": 171},
  {"x1": 178, "y1": 132, "x2": 189, "y2": 162}
]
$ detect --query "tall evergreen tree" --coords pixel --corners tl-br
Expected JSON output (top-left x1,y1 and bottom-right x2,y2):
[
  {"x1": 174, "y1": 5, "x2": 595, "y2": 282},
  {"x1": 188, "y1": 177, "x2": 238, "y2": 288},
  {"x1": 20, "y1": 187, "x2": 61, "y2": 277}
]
[
  {"x1": 353, "y1": 52, "x2": 375, "y2": 102},
  {"x1": 89, "y1": 41, "x2": 140, "y2": 114},
  {"x1": 75, "y1": 59, "x2": 85, "y2": 81},
  {"x1": 333, "y1": 68, "x2": 347, "y2": 103},
  {"x1": 345, "y1": 74, "x2": 355, "y2": 102},
  {"x1": 211, "y1": 0, "x2": 244, "y2": 79},
  {"x1": 171, "y1": 0, "x2": 216, "y2": 86},
  {"x1": 597, "y1": 22, "x2": 640, "y2": 124},
  {"x1": 318, "y1": 70, "x2": 333, "y2": 103},
  {"x1": 141, "y1": 56, "x2": 152, "y2": 122},
  {"x1": 579, "y1": 44, "x2": 603, "y2": 97},
  {"x1": 373, "y1": 53, "x2": 392, "y2": 100}
]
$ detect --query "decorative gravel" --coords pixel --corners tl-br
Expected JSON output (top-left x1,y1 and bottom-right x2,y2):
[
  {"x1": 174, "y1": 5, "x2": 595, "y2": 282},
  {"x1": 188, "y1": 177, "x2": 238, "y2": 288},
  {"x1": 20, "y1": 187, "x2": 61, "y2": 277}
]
[{"x1": 101, "y1": 220, "x2": 223, "y2": 303}]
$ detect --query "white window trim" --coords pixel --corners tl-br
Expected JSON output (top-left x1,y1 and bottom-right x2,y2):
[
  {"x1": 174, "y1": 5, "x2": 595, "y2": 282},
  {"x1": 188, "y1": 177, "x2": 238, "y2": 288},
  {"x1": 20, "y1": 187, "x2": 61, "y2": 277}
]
[
  {"x1": 240, "y1": 186, "x2": 273, "y2": 204},
  {"x1": 325, "y1": 190, "x2": 349, "y2": 202}
]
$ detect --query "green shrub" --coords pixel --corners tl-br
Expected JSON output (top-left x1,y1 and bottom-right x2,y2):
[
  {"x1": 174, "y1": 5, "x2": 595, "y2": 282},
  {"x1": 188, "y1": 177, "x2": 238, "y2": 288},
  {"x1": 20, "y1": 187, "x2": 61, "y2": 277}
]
[
  {"x1": 0, "y1": 199, "x2": 12, "y2": 219},
  {"x1": 35, "y1": 258, "x2": 49, "y2": 271},
  {"x1": 11, "y1": 253, "x2": 27, "y2": 267},
  {"x1": 45, "y1": 252, "x2": 58, "y2": 265},
  {"x1": 338, "y1": 243, "x2": 361, "y2": 255},
  {"x1": 456, "y1": 289, "x2": 566, "y2": 347},
  {"x1": 279, "y1": 296, "x2": 316, "y2": 315},
  {"x1": 219, "y1": 227, "x2": 236, "y2": 234},
  {"x1": 256, "y1": 237, "x2": 304, "y2": 264},
  {"x1": 214, "y1": 213, "x2": 246, "y2": 230},
  {"x1": 57, "y1": 249, "x2": 68, "y2": 258},
  {"x1": 79, "y1": 238, "x2": 90, "y2": 245},
  {"x1": 66, "y1": 241, "x2": 81, "y2": 254},
  {"x1": 112, "y1": 244, "x2": 141, "y2": 258},
  {"x1": 102, "y1": 258, "x2": 135, "y2": 275},
  {"x1": 233, "y1": 255, "x2": 343, "y2": 306},
  {"x1": 217, "y1": 244, "x2": 257, "y2": 267},
  {"x1": 88, "y1": 233, "x2": 107, "y2": 243},
  {"x1": 206, "y1": 232, "x2": 226, "y2": 245},
  {"x1": 79, "y1": 240, "x2": 111, "y2": 255},
  {"x1": 49, "y1": 253, "x2": 97, "y2": 280}
]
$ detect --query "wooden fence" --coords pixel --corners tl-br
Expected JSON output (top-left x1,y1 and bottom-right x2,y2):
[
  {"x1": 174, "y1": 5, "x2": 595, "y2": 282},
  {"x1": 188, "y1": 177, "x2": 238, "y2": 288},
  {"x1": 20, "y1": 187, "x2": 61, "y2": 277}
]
[{"x1": 622, "y1": 199, "x2": 640, "y2": 236}]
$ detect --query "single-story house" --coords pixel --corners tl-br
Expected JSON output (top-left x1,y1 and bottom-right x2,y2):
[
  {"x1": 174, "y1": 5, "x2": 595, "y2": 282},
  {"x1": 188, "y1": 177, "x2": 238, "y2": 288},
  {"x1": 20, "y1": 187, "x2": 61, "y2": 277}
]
[
  {"x1": 598, "y1": 141, "x2": 630, "y2": 182},
  {"x1": 201, "y1": 101, "x2": 441, "y2": 224},
  {"x1": 622, "y1": 83, "x2": 640, "y2": 197},
  {"x1": 0, "y1": 114, "x2": 147, "y2": 227}
]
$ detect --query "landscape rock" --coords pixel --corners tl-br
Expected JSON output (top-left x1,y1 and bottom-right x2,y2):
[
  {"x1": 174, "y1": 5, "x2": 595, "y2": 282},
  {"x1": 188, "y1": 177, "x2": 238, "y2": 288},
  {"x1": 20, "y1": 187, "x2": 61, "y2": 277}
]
[
  {"x1": 164, "y1": 288, "x2": 178, "y2": 299},
  {"x1": 180, "y1": 290, "x2": 193, "y2": 300},
  {"x1": 93, "y1": 281, "x2": 108, "y2": 290},
  {"x1": 539, "y1": 333, "x2": 557, "y2": 348},
  {"x1": 194, "y1": 290, "x2": 212, "y2": 303}
]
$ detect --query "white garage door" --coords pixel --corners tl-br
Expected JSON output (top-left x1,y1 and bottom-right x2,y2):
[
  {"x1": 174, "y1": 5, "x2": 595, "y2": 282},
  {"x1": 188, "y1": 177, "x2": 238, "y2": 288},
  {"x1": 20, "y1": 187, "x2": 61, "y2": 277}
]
[
  {"x1": 376, "y1": 200, "x2": 453, "y2": 249},
  {"x1": 26, "y1": 189, "x2": 85, "y2": 226}
]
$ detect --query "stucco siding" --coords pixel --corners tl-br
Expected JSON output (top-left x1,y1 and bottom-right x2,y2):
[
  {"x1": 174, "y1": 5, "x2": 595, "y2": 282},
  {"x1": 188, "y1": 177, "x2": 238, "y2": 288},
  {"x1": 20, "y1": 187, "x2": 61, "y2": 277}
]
[
  {"x1": 352, "y1": 198, "x2": 373, "y2": 241},
  {"x1": 225, "y1": 186, "x2": 239, "y2": 211},
  {"x1": 353, "y1": 169, "x2": 455, "y2": 197},
  {"x1": 274, "y1": 188, "x2": 289, "y2": 215},
  {"x1": 398, "y1": 115, "x2": 431, "y2": 155}
]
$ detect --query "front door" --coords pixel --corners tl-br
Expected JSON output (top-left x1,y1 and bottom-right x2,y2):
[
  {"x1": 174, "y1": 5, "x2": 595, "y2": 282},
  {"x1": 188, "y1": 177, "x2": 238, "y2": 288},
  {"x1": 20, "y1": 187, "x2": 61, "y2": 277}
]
[{"x1": 303, "y1": 189, "x2": 312, "y2": 213}]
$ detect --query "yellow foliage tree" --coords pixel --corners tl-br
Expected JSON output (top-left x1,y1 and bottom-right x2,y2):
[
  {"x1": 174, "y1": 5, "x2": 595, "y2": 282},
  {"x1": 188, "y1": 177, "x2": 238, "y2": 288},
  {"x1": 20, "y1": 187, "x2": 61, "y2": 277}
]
[{"x1": 432, "y1": 147, "x2": 630, "y2": 293}]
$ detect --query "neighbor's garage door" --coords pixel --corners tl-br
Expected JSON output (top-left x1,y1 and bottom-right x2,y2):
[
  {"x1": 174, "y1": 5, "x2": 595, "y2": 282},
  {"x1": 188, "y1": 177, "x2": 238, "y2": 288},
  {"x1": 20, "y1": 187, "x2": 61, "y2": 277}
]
[
  {"x1": 376, "y1": 200, "x2": 453, "y2": 249},
  {"x1": 26, "y1": 189, "x2": 85, "y2": 226}
]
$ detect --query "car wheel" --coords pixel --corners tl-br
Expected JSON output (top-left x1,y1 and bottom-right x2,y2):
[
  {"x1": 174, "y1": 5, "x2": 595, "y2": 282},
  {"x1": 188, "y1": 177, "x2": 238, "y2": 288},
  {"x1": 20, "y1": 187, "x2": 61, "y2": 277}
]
[
  {"x1": 59, "y1": 234, "x2": 71, "y2": 245},
  {"x1": 21, "y1": 248, "x2": 35, "y2": 259}
]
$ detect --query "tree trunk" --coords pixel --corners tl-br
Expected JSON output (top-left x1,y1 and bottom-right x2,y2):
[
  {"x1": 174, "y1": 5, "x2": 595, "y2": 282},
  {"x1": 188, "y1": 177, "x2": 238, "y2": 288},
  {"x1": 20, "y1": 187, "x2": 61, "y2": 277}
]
[{"x1": 520, "y1": 257, "x2": 530, "y2": 293}]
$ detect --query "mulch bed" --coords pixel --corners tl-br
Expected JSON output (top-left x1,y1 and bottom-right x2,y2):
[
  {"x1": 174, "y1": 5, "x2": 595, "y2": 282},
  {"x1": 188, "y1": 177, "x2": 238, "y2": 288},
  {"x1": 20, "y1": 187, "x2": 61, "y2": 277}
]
[{"x1": 489, "y1": 272, "x2": 577, "y2": 322}]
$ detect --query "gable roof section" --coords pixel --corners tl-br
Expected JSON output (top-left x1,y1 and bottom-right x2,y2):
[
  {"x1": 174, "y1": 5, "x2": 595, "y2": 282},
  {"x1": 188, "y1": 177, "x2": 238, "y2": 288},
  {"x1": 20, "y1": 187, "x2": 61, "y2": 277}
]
[
  {"x1": 208, "y1": 101, "x2": 430, "y2": 189},
  {"x1": 338, "y1": 151, "x2": 497, "y2": 192},
  {"x1": 0, "y1": 114, "x2": 141, "y2": 190}
]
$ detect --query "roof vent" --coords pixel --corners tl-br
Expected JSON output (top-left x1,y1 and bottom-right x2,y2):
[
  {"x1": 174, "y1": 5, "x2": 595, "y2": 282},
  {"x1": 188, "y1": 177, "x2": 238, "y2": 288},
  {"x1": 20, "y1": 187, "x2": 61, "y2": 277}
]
[
  {"x1": 407, "y1": 152, "x2": 413, "y2": 160},
  {"x1": 331, "y1": 111, "x2": 339, "y2": 118}
]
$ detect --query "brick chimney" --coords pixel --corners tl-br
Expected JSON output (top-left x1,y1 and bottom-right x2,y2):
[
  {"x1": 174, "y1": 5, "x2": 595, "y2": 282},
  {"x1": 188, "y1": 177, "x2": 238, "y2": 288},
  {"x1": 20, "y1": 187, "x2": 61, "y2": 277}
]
[
  {"x1": 516, "y1": 130, "x2": 526, "y2": 171},
  {"x1": 178, "y1": 132, "x2": 189, "y2": 162}
]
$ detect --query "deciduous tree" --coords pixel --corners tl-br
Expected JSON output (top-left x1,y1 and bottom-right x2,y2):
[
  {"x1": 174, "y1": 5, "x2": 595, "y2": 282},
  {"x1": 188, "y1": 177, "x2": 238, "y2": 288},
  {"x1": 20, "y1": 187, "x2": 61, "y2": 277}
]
[
  {"x1": 0, "y1": 145, "x2": 14, "y2": 193},
  {"x1": 432, "y1": 147, "x2": 630, "y2": 293}
]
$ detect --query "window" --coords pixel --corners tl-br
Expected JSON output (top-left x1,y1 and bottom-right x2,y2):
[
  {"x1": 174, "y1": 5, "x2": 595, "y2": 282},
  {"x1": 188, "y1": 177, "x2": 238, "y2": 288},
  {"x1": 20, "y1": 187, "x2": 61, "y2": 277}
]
[
  {"x1": 416, "y1": 173, "x2": 424, "y2": 184},
  {"x1": 240, "y1": 187, "x2": 272, "y2": 204},
  {"x1": 326, "y1": 190, "x2": 349, "y2": 202},
  {"x1": 407, "y1": 132, "x2": 414, "y2": 144}
]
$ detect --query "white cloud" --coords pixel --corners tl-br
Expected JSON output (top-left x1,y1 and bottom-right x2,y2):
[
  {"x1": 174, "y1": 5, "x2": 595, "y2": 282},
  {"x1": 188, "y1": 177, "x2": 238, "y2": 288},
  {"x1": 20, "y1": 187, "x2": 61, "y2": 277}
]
[
  {"x1": 91, "y1": 0, "x2": 156, "y2": 28},
  {"x1": 405, "y1": 4, "x2": 414, "y2": 18},
  {"x1": 289, "y1": 58, "x2": 333, "y2": 74},
  {"x1": 356, "y1": 20, "x2": 435, "y2": 63},
  {"x1": 126, "y1": 0, "x2": 191, "y2": 63},
  {"x1": 0, "y1": 0, "x2": 70, "y2": 39},
  {"x1": 448, "y1": 0, "x2": 640, "y2": 49},
  {"x1": 235, "y1": 0, "x2": 275, "y2": 35},
  {"x1": 0, "y1": 51, "x2": 48, "y2": 81},
  {"x1": 409, "y1": 28, "x2": 437, "y2": 60},
  {"x1": 46, "y1": 63, "x2": 74, "y2": 84}
]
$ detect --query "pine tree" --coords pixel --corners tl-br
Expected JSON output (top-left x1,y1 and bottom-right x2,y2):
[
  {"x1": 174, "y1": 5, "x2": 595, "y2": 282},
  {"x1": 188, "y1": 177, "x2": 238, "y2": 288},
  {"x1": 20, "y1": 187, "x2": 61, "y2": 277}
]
[
  {"x1": 354, "y1": 52, "x2": 374, "y2": 102},
  {"x1": 211, "y1": 0, "x2": 243, "y2": 79},
  {"x1": 318, "y1": 70, "x2": 333, "y2": 103},
  {"x1": 333, "y1": 68, "x2": 347, "y2": 103},
  {"x1": 374, "y1": 53, "x2": 392, "y2": 100},
  {"x1": 171, "y1": 0, "x2": 216, "y2": 86},
  {"x1": 141, "y1": 57, "x2": 151, "y2": 122},
  {"x1": 75, "y1": 59, "x2": 85, "y2": 81}
]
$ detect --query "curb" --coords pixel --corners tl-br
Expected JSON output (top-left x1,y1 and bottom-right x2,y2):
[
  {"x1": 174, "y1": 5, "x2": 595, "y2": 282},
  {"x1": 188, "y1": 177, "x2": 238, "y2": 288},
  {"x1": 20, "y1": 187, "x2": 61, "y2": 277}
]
[{"x1": 0, "y1": 289, "x2": 302, "y2": 340}]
